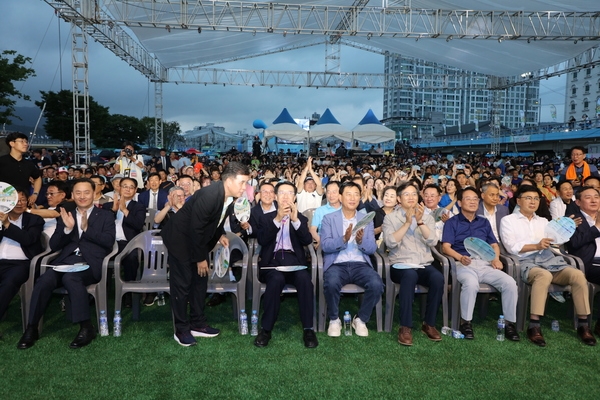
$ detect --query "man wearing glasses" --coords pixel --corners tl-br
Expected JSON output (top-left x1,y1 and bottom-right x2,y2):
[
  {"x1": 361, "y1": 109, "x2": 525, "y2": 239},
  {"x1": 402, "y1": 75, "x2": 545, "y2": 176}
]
[
  {"x1": 0, "y1": 133, "x2": 41, "y2": 207},
  {"x1": 28, "y1": 180, "x2": 73, "y2": 238},
  {"x1": 442, "y1": 187, "x2": 519, "y2": 341},
  {"x1": 254, "y1": 181, "x2": 317, "y2": 348},
  {"x1": 103, "y1": 178, "x2": 146, "y2": 292},
  {"x1": 500, "y1": 185, "x2": 595, "y2": 347}
]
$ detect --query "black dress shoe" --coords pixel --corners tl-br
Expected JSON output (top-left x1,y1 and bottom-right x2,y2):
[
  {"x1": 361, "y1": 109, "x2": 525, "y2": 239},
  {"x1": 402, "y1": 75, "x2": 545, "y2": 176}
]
[
  {"x1": 459, "y1": 321, "x2": 474, "y2": 340},
  {"x1": 303, "y1": 329, "x2": 318, "y2": 348},
  {"x1": 505, "y1": 322, "x2": 520, "y2": 341},
  {"x1": 527, "y1": 326, "x2": 546, "y2": 347},
  {"x1": 69, "y1": 326, "x2": 97, "y2": 349},
  {"x1": 206, "y1": 293, "x2": 227, "y2": 307},
  {"x1": 17, "y1": 326, "x2": 39, "y2": 350},
  {"x1": 254, "y1": 329, "x2": 271, "y2": 348},
  {"x1": 577, "y1": 326, "x2": 597, "y2": 346}
]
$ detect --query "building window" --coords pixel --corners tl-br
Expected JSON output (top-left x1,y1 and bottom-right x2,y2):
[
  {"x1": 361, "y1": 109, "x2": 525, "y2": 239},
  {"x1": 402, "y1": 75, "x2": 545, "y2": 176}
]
[
  {"x1": 570, "y1": 101, "x2": 576, "y2": 111},
  {"x1": 573, "y1": 71, "x2": 578, "y2": 80},
  {"x1": 572, "y1": 86, "x2": 577, "y2": 96},
  {"x1": 583, "y1": 99, "x2": 589, "y2": 110},
  {"x1": 585, "y1": 82, "x2": 590, "y2": 94}
]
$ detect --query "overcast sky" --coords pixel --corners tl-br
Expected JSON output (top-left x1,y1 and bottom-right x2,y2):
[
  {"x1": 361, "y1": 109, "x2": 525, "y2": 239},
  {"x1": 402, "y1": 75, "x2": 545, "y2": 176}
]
[{"x1": 3, "y1": 0, "x2": 566, "y2": 136}]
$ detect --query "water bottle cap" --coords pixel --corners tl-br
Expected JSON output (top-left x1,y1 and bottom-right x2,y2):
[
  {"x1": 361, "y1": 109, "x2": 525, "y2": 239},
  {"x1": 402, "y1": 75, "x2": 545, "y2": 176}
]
[
  {"x1": 344, "y1": 311, "x2": 350, "y2": 314},
  {"x1": 115, "y1": 310, "x2": 120, "y2": 315},
  {"x1": 241, "y1": 309, "x2": 245, "y2": 313},
  {"x1": 252, "y1": 310, "x2": 257, "y2": 313},
  {"x1": 499, "y1": 315, "x2": 504, "y2": 318}
]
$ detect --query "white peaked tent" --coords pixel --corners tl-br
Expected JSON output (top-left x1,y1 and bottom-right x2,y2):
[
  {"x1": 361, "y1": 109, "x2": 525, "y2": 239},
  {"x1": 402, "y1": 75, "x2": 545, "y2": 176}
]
[
  {"x1": 264, "y1": 108, "x2": 307, "y2": 142},
  {"x1": 309, "y1": 108, "x2": 352, "y2": 142},
  {"x1": 351, "y1": 109, "x2": 395, "y2": 144}
]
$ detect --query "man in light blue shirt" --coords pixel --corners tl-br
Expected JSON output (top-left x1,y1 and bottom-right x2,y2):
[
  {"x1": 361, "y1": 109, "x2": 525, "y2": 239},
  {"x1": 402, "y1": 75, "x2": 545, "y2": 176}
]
[{"x1": 310, "y1": 181, "x2": 341, "y2": 248}]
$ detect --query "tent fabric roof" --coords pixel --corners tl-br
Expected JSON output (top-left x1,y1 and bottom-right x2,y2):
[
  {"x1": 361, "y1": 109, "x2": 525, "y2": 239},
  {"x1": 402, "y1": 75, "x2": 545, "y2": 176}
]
[
  {"x1": 351, "y1": 109, "x2": 395, "y2": 144},
  {"x1": 264, "y1": 108, "x2": 307, "y2": 141},
  {"x1": 310, "y1": 108, "x2": 352, "y2": 141},
  {"x1": 110, "y1": 1, "x2": 600, "y2": 78}
]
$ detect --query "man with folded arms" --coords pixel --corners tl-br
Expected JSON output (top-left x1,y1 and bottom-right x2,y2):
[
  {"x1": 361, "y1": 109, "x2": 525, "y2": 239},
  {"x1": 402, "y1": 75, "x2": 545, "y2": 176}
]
[
  {"x1": 0, "y1": 191, "x2": 44, "y2": 333},
  {"x1": 254, "y1": 181, "x2": 318, "y2": 348},
  {"x1": 500, "y1": 185, "x2": 595, "y2": 346},
  {"x1": 18, "y1": 179, "x2": 116, "y2": 349},
  {"x1": 442, "y1": 187, "x2": 519, "y2": 341},
  {"x1": 320, "y1": 181, "x2": 383, "y2": 337}
]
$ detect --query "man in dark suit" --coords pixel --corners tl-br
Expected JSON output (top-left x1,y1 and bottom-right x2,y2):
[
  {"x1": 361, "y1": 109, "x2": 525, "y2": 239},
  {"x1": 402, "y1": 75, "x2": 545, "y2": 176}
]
[
  {"x1": 156, "y1": 148, "x2": 172, "y2": 172},
  {"x1": 477, "y1": 181, "x2": 509, "y2": 243},
  {"x1": 102, "y1": 177, "x2": 146, "y2": 304},
  {"x1": 0, "y1": 191, "x2": 44, "y2": 323},
  {"x1": 162, "y1": 162, "x2": 250, "y2": 347},
  {"x1": 247, "y1": 180, "x2": 277, "y2": 238},
  {"x1": 18, "y1": 178, "x2": 116, "y2": 349},
  {"x1": 254, "y1": 181, "x2": 318, "y2": 348},
  {"x1": 566, "y1": 185, "x2": 600, "y2": 336},
  {"x1": 138, "y1": 173, "x2": 168, "y2": 211}
]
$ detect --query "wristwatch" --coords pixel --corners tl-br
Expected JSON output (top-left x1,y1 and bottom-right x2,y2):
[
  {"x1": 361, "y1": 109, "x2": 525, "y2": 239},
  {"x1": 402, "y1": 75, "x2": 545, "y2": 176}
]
[
  {"x1": 416, "y1": 221, "x2": 425, "y2": 226},
  {"x1": 32, "y1": 192, "x2": 39, "y2": 195}
]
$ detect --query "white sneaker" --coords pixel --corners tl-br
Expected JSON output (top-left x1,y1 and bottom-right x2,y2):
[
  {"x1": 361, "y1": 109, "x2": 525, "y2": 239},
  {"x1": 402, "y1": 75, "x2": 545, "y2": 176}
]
[
  {"x1": 352, "y1": 316, "x2": 369, "y2": 337},
  {"x1": 327, "y1": 319, "x2": 342, "y2": 337}
]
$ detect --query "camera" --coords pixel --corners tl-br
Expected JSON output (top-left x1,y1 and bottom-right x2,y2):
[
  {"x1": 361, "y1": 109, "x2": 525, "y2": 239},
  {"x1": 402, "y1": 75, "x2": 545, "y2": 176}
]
[{"x1": 124, "y1": 148, "x2": 133, "y2": 157}]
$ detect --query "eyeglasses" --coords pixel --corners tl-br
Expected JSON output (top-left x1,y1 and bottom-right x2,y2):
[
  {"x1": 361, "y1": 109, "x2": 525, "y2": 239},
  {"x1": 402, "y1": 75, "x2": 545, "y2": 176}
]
[
  {"x1": 12, "y1": 139, "x2": 28, "y2": 144},
  {"x1": 277, "y1": 191, "x2": 295, "y2": 196},
  {"x1": 519, "y1": 196, "x2": 540, "y2": 202},
  {"x1": 121, "y1": 185, "x2": 136, "y2": 190},
  {"x1": 400, "y1": 192, "x2": 418, "y2": 197},
  {"x1": 260, "y1": 190, "x2": 275, "y2": 195},
  {"x1": 462, "y1": 197, "x2": 480, "y2": 202},
  {"x1": 46, "y1": 192, "x2": 64, "y2": 197}
]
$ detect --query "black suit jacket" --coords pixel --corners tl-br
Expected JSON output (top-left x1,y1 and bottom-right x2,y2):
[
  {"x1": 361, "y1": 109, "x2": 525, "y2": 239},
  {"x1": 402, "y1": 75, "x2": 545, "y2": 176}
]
[
  {"x1": 156, "y1": 156, "x2": 172, "y2": 172},
  {"x1": 248, "y1": 200, "x2": 277, "y2": 238},
  {"x1": 102, "y1": 200, "x2": 146, "y2": 241},
  {"x1": 257, "y1": 209, "x2": 312, "y2": 267},
  {"x1": 567, "y1": 211, "x2": 600, "y2": 273},
  {"x1": 138, "y1": 189, "x2": 168, "y2": 210},
  {"x1": 0, "y1": 212, "x2": 45, "y2": 259},
  {"x1": 50, "y1": 207, "x2": 116, "y2": 281},
  {"x1": 162, "y1": 181, "x2": 227, "y2": 264}
]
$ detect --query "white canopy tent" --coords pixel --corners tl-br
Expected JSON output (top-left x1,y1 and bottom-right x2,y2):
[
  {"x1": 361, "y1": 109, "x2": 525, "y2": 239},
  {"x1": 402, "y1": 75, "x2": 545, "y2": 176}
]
[
  {"x1": 264, "y1": 108, "x2": 307, "y2": 142},
  {"x1": 351, "y1": 109, "x2": 395, "y2": 144},
  {"x1": 309, "y1": 108, "x2": 353, "y2": 142}
]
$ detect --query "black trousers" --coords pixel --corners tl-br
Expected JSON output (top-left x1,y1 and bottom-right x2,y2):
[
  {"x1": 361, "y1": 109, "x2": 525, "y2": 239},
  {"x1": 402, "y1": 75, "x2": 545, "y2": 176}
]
[
  {"x1": 0, "y1": 259, "x2": 30, "y2": 319},
  {"x1": 28, "y1": 254, "x2": 98, "y2": 325},
  {"x1": 117, "y1": 240, "x2": 140, "y2": 282},
  {"x1": 169, "y1": 254, "x2": 208, "y2": 334},
  {"x1": 258, "y1": 251, "x2": 314, "y2": 331}
]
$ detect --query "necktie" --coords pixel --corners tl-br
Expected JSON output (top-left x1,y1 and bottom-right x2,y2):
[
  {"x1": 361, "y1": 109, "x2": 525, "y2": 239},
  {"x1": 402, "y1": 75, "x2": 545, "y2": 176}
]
[{"x1": 151, "y1": 192, "x2": 157, "y2": 209}]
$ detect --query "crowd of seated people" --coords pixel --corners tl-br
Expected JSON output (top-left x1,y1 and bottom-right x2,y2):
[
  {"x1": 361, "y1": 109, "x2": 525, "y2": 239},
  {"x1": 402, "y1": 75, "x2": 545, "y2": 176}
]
[{"x1": 3, "y1": 130, "x2": 600, "y2": 349}]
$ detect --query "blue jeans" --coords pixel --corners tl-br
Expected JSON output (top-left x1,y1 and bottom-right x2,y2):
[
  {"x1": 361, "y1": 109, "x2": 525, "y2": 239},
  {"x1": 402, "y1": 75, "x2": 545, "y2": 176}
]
[{"x1": 323, "y1": 262, "x2": 383, "y2": 323}]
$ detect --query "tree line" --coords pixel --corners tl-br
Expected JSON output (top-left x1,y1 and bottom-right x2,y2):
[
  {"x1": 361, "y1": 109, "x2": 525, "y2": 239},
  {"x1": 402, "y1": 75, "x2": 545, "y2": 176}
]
[{"x1": 1, "y1": 50, "x2": 183, "y2": 150}]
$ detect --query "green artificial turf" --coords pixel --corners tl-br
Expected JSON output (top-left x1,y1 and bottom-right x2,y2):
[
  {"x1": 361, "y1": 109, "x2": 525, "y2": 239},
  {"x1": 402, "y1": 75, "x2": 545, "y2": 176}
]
[{"x1": 0, "y1": 292, "x2": 598, "y2": 399}]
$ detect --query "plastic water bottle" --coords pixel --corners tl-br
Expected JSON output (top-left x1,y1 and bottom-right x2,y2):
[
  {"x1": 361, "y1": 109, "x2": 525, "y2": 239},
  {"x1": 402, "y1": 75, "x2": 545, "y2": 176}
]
[
  {"x1": 157, "y1": 292, "x2": 166, "y2": 306},
  {"x1": 441, "y1": 326, "x2": 452, "y2": 336},
  {"x1": 452, "y1": 330, "x2": 465, "y2": 339},
  {"x1": 99, "y1": 310, "x2": 109, "y2": 337},
  {"x1": 240, "y1": 310, "x2": 248, "y2": 335},
  {"x1": 113, "y1": 311, "x2": 122, "y2": 337},
  {"x1": 496, "y1": 315, "x2": 505, "y2": 341},
  {"x1": 343, "y1": 311, "x2": 352, "y2": 336},
  {"x1": 551, "y1": 320, "x2": 560, "y2": 332},
  {"x1": 251, "y1": 310, "x2": 259, "y2": 336}
]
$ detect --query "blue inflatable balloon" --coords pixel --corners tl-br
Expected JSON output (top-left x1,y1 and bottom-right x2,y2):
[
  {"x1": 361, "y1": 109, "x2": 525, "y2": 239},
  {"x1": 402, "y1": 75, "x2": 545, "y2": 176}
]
[{"x1": 253, "y1": 119, "x2": 267, "y2": 129}]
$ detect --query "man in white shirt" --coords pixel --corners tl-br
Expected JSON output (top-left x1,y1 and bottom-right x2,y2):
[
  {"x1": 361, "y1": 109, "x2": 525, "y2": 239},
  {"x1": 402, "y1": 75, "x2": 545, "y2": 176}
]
[
  {"x1": 296, "y1": 156, "x2": 324, "y2": 213},
  {"x1": 476, "y1": 182, "x2": 509, "y2": 242},
  {"x1": 500, "y1": 184, "x2": 595, "y2": 347}
]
